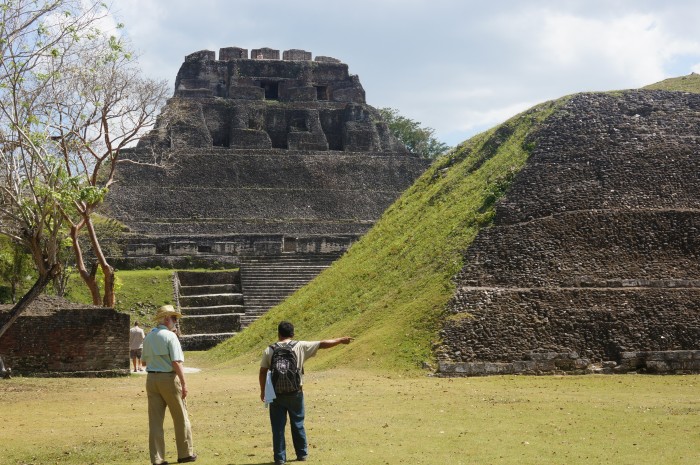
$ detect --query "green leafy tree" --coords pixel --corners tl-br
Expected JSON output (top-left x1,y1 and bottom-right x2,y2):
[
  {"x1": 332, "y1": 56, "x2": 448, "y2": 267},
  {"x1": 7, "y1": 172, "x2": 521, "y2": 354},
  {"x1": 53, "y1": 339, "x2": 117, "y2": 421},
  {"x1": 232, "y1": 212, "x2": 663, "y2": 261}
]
[
  {"x1": 45, "y1": 28, "x2": 168, "y2": 307},
  {"x1": 0, "y1": 0, "x2": 168, "y2": 339},
  {"x1": 0, "y1": 236, "x2": 34, "y2": 303},
  {"x1": 379, "y1": 107, "x2": 450, "y2": 159}
]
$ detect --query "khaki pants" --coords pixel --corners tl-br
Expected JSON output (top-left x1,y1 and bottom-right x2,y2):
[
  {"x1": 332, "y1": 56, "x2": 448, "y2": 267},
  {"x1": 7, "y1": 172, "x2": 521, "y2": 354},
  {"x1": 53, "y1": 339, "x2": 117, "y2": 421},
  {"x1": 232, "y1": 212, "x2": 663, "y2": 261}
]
[{"x1": 146, "y1": 372, "x2": 194, "y2": 464}]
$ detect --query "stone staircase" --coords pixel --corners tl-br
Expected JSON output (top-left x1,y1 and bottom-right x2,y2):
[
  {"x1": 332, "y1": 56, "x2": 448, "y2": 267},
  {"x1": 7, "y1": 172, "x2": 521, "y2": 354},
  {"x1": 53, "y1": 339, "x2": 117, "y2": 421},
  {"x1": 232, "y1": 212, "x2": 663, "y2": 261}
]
[
  {"x1": 238, "y1": 253, "x2": 341, "y2": 328},
  {"x1": 175, "y1": 270, "x2": 244, "y2": 350}
]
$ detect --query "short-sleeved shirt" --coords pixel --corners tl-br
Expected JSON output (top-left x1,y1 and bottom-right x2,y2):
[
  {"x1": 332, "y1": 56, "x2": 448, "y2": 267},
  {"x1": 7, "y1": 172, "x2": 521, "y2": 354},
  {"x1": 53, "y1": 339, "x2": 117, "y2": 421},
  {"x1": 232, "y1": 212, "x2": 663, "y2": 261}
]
[
  {"x1": 260, "y1": 340, "x2": 321, "y2": 386},
  {"x1": 142, "y1": 325, "x2": 184, "y2": 373},
  {"x1": 129, "y1": 326, "x2": 145, "y2": 350}
]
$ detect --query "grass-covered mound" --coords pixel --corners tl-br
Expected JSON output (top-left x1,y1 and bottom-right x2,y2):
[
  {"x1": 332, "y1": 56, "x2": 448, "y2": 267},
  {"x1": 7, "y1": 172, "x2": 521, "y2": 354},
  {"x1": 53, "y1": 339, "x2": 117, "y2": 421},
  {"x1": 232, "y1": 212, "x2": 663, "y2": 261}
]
[
  {"x1": 208, "y1": 100, "x2": 562, "y2": 373},
  {"x1": 643, "y1": 72, "x2": 700, "y2": 93}
]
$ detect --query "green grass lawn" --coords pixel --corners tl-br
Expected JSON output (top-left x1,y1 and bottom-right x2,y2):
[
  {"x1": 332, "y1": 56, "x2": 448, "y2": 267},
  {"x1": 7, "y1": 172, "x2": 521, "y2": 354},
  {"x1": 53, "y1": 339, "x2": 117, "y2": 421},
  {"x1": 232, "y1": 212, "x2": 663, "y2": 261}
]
[
  {"x1": 63, "y1": 268, "x2": 237, "y2": 325},
  {"x1": 1, "y1": 354, "x2": 698, "y2": 465}
]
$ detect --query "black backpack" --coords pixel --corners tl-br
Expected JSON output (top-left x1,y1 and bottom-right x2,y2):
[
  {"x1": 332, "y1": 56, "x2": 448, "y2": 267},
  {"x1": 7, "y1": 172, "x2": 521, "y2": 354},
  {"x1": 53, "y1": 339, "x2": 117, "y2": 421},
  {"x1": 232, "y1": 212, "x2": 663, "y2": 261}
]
[{"x1": 269, "y1": 341, "x2": 301, "y2": 394}]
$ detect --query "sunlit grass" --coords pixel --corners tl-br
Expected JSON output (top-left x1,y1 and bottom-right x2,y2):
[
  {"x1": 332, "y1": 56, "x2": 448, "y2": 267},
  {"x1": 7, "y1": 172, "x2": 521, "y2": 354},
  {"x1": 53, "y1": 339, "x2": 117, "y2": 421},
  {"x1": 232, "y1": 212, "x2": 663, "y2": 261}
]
[
  {"x1": 643, "y1": 73, "x2": 700, "y2": 93},
  {"x1": 1, "y1": 355, "x2": 698, "y2": 465},
  {"x1": 208, "y1": 101, "x2": 563, "y2": 373}
]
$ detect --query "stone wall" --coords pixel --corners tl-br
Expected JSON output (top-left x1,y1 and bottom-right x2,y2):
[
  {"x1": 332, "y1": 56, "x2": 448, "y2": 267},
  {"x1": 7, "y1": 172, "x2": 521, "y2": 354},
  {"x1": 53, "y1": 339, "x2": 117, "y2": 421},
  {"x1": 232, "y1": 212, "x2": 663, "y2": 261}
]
[
  {"x1": 438, "y1": 90, "x2": 700, "y2": 375},
  {"x1": 173, "y1": 47, "x2": 364, "y2": 104},
  {"x1": 439, "y1": 350, "x2": 700, "y2": 376},
  {"x1": 0, "y1": 297, "x2": 129, "y2": 376},
  {"x1": 109, "y1": 150, "x2": 423, "y2": 236},
  {"x1": 106, "y1": 149, "x2": 426, "y2": 266}
]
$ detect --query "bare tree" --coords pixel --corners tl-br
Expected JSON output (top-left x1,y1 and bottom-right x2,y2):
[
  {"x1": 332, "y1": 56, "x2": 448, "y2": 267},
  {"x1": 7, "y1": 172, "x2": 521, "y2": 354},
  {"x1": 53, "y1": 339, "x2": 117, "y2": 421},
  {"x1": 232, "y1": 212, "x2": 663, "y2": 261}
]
[
  {"x1": 0, "y1": 0, "x2": 107, "y2": 338},
  {"x1": 0, "y1": 0, "x2": 168, "y2": 339},
  {"x1": 45, "y1": 35, "x2": 168, "y2": 307}
]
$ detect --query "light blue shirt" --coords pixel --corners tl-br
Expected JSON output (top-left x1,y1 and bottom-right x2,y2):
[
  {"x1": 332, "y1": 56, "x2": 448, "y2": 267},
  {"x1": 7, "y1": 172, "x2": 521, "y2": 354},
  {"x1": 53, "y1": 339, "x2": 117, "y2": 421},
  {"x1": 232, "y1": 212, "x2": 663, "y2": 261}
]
[{"x1": 142, "y1": 325, "x2": 184, "y2": 372}]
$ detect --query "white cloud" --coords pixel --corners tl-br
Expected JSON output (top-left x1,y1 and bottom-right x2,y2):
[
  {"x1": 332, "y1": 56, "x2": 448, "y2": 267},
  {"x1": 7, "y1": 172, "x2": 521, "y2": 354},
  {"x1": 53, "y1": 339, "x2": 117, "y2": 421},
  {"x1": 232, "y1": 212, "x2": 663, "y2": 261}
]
[
  {"x1": 106, "y1": 1, "x2": 700, "y2": 146},
  {"x1": 535, "y1": 12, "x2": 700, "y2": 85}
]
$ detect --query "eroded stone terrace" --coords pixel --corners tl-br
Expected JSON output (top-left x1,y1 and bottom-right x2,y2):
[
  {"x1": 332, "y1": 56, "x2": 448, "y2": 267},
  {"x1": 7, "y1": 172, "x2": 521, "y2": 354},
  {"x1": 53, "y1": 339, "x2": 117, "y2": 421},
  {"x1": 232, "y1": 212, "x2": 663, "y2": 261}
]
[{"x1": 438, "y1": 90, "x2": 700, "y2": 375}]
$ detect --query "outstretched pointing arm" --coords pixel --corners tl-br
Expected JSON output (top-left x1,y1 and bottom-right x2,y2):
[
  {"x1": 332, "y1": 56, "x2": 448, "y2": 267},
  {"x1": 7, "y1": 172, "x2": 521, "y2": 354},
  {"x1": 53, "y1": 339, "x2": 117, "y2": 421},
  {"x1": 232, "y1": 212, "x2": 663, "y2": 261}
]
[{"x1": 319, "y1": 336, "x2": 353, "y2": 349}]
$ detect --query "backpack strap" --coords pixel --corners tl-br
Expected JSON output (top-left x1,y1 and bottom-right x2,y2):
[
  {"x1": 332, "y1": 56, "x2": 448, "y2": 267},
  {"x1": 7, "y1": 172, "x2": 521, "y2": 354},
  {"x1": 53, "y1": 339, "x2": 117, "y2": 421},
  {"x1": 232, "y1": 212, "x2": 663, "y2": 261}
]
[{"x1": 272, "y1": 341, "x2": 297, "y2": 349}]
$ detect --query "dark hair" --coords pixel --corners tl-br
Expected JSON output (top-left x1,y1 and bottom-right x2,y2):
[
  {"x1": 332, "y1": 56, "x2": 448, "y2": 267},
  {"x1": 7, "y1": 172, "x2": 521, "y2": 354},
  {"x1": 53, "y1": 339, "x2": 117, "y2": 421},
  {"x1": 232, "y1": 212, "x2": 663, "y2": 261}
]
[{"x1": 278, "y1": 321, "x2": 294, "y2": 338}]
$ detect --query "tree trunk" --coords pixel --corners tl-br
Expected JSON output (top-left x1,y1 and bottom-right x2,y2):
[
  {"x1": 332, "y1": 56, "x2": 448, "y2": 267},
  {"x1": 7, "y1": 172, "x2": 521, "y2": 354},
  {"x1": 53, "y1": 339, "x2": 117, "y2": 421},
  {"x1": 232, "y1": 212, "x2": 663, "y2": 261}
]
[
  {"x1": 84, "y1": 216, "x2": 115, "y2": 308},
  {"x1": 70, "y1": 223, "x2": 102, "y2": 306},
  {"x1": 102, "y1": 264, "x2": 115, "y2": 308},
  {"x1": 0, "y1": 264, "x2": 60, "y2": 341}
]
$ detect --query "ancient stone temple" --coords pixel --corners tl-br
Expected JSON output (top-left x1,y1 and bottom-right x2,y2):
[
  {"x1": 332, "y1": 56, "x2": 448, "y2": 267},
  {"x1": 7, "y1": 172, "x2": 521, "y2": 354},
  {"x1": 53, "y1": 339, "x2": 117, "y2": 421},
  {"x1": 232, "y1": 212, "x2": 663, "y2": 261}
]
[
  {"x1": 106, "y1": 47, "x2": 427, "y2": 263},
  {"x1": 104, "y1": 47, "x2": 428, "y2": 345},
  {"x1": 437, "y1": 90, "x2": 700, "y2": 375}
]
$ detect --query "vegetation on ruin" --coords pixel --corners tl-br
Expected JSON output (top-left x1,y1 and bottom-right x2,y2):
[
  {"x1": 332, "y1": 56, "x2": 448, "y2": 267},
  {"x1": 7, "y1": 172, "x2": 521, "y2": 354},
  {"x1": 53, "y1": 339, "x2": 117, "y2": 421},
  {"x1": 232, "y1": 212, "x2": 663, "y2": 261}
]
[
  {"x1": 379, "y1": 107, "x2": 450, "y2": 159},
  {"x1": 1, "y1": 355, "x2": 698, "y2": 465},
  {"x1": 206, "y1": 99, "x2": 563, "y2": 373},
  {"x1": 643, "y1": 72, "x2": 700, "y2": 93},
  {"x1": 64, "y1": 268, "x2": 175, "y2": 324}
]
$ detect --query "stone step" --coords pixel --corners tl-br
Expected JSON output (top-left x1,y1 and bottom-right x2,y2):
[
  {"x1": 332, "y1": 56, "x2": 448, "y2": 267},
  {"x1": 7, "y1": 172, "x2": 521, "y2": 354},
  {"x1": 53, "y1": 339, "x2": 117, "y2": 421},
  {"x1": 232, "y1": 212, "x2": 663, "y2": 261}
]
[
  {"x1": 244, "y1": 275, "x2": 326, "y2": 280},
  {"x1": 244, "y1": 296, "x2": 293, "y2": 303},
  {"x1": 179, "y1": 283, "x2": 241, "y2": 296},
  {"x1": 177, "y1": 270, "x2": 240, "y2": 286},
  {"x1": 240, "y1": 254, "x2": 340, "y2": 262},
  {"x1": 242, "y1": 310, "x2": 269, "y2": 316},
  {"x1": 241, "y1": 268, "x2": 331, "y2": 274},
  {"x1": 179, "y1": 293, "x2": 244, "y2": 307},
  {"x1": 241, "y1": 264, "x2": 331, "y2": 269},
  {"x1": 243, "y1": 297, "x2": 295, "y2": 303},
  {"x1": 241, "y1": 273, "x2": 318, "y2": 282},
  {"x1": 180, "y1": 304, "x2": 245, "y2": 316},
  {"x1": 180, "y1": 332, "x2": 236, "y2": 351},
  {"x1": 241, "y1": 276, "x2": 325, "y2": 283},
  {"x1": 241, "y1": 276, "x2": 324, "y2": 282},
  {"x1": 241, "y1": 283, "x2": 318, "y2": 289},
  {"x1": 180, "y1": 313, "x2": 242, "y2": 335}
]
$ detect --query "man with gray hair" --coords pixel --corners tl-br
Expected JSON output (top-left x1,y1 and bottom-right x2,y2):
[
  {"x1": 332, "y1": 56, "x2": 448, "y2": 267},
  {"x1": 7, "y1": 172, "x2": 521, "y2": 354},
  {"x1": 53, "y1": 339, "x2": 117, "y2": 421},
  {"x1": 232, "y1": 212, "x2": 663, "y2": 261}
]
[{"x1": 142, "y1": 305, "x2": 197, "y2": 465}]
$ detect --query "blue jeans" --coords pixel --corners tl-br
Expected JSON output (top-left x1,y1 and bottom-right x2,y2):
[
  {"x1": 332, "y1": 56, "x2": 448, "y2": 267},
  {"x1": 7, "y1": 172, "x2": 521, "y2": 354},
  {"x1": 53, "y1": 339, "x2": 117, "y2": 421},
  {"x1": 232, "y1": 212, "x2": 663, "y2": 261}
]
[{"x1": 269, "y1": 391, "x2": 307, "y2": 463}]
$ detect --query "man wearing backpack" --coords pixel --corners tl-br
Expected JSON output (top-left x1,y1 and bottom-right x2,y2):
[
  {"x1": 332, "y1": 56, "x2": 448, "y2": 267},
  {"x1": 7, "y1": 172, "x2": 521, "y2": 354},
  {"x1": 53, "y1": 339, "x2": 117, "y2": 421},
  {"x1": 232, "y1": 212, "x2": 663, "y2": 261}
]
[{"x1": 259, "y1": 321, "x2": 353, "y2": 465}]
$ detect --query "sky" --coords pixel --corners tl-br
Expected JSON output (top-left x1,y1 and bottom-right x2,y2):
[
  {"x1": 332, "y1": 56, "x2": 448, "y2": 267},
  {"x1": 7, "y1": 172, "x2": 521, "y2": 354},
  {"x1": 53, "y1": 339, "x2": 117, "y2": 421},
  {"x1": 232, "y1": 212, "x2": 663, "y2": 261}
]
[{"x1": 109, "y1": 0, "x2": 700, "y2": 147}]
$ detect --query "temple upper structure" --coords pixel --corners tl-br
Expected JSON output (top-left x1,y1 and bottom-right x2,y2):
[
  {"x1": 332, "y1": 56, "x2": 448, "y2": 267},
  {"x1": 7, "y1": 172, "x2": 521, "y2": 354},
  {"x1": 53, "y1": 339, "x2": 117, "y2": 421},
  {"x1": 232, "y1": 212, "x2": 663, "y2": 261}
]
[{"x1": 138, "y1": 47, "x2": 407, "y2": 153}]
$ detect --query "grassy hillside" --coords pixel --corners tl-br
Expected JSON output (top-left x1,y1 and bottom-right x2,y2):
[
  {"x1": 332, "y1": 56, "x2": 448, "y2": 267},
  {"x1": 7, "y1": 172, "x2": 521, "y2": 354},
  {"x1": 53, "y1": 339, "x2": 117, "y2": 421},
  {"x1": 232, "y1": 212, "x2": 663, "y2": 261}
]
[
  {"x1": 644, "y1": 73, "x2": 700, "y2": 92},
  {"x1": 208, "y1": 100, "x2": 563, "y2": 373}
]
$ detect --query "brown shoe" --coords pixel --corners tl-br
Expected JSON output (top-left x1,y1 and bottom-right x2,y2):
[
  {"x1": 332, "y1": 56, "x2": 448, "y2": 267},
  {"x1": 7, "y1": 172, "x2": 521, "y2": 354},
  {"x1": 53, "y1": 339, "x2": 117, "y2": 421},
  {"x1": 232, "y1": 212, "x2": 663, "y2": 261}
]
[{"x1": 178, "y1": 455, "x2": 197, "y2": 463}]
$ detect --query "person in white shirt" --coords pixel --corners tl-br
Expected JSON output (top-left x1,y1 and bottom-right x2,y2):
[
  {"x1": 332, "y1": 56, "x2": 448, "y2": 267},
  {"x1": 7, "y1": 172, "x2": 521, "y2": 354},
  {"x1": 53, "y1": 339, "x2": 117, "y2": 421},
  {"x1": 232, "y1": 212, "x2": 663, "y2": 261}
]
[{"x1": 129, "y1": 321, "x2": 146, "y2": 372}]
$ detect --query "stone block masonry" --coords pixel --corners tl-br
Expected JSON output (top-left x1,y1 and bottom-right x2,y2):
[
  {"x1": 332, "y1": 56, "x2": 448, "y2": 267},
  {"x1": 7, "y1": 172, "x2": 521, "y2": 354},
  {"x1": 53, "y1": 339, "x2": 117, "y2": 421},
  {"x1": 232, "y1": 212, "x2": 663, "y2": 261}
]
[
  {"x1": 0, "y1": 296, "x2": 129, "y2": 377},
  {"x1": 438, "y1": 90, "x2": 700, "y2": 375},
  {"x1": 105, "y1": 46, "x2": 428, "y2": 268}
]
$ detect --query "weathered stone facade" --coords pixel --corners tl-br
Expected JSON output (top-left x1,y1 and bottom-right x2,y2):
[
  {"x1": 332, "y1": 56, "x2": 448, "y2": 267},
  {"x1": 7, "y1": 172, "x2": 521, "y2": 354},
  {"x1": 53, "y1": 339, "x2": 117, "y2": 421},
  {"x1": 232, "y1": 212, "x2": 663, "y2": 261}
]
[
  {"x1": 437, "y1": 90, "x2": 700, "y2": 375},
  {"x1": 105, "y1": 47, "x2": 428, "y2": 264},
  {"x1": 0, "y1": 296, "x2": 129, "y2": 376}
]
